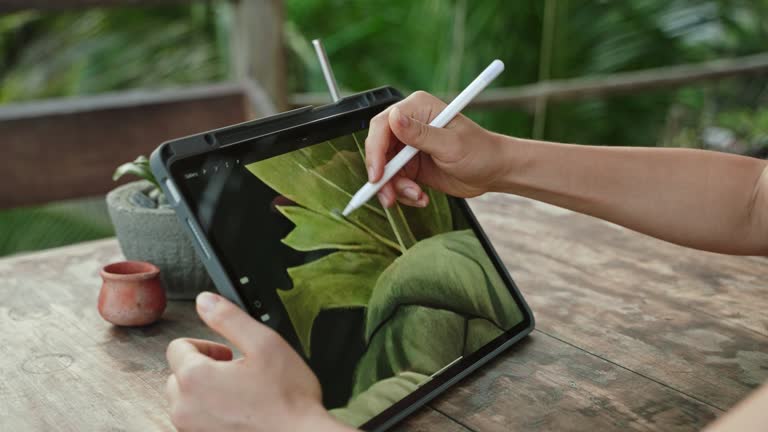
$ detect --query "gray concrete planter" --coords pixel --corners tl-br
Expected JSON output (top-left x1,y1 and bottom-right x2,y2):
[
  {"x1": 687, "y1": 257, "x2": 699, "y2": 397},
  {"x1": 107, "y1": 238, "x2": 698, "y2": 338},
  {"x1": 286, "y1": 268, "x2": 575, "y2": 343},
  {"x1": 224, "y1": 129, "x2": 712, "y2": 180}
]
[{"x1": 106, "y1": 180, "x2": 212, "y2": 300}]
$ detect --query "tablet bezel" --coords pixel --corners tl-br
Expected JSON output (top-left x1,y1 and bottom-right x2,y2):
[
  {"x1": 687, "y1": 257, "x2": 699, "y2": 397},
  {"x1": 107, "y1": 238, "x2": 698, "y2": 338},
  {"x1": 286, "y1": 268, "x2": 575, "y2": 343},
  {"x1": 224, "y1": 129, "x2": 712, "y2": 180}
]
[{"x1": 150, "y1": 87, "x2": 535, "y2": 431}]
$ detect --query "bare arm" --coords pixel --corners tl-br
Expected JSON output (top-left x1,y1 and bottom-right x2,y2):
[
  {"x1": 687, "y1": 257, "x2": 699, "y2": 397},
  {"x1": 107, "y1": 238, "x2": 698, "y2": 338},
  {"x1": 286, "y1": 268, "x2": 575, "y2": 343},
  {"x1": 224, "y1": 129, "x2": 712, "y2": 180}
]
[
  {"x1": 703, "y1": 382, "x2": 768, "y2": 431},
  {"x1": 494, "y1": 136, "x2": 768, "y2": 255},
  {"x1": 366, "y1": 91, "x2": 768, "y2": 256},
  {"x1": 364, "y1": 91, "x2": 768, "y2": 432}
]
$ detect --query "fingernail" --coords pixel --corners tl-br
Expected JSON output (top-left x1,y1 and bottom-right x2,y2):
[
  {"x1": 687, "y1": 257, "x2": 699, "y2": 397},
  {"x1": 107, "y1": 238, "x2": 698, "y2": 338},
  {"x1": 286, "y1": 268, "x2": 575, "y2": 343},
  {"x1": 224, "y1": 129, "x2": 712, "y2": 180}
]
[
  {"x1": 368, "y1": 165, "x2": 375, "y2": 182},
  {"x1": 377, "y1": 192, "x2": 387, "y2": 207},
  {"x1": 403, "y1": 187, "x2": 420, "y2": 201},
  {"x1": 197, "y1": 292, "x2": 219, "y2": 316},
  {"x1": 396, "y1": 108, "x2": 410, "y2": 128},
  {"x1": 417, "y1": 197, "x2": 428, "y2": 208}
]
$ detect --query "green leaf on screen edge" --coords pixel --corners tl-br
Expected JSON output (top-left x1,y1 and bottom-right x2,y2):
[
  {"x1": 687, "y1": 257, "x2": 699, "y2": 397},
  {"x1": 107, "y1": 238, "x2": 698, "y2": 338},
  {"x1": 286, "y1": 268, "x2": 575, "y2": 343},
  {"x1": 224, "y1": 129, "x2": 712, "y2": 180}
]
[
  {"x1": 330, "y1": 371, "x2": 430, "y2": 428},
  {"x1": 351, "y1": 230, "x2": 522, "y2": 396}
]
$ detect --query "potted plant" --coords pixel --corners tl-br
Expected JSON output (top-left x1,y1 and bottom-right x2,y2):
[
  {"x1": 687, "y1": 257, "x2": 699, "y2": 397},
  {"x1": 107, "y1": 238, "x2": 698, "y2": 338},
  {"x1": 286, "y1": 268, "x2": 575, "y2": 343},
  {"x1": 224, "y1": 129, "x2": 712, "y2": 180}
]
[{"x1": 106, "y1": 156, "x2": 212, "y2": 300}]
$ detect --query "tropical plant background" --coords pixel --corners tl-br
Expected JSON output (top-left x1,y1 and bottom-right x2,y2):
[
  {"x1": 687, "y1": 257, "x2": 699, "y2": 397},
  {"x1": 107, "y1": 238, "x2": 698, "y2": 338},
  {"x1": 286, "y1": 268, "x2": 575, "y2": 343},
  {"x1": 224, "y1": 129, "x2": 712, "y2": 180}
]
[
  {"x1": 0, "y1": 0, "x2": 766, "y2": 254},
  {"x1": 245, "y1": 132, "x2": 524, "y2": 424}
]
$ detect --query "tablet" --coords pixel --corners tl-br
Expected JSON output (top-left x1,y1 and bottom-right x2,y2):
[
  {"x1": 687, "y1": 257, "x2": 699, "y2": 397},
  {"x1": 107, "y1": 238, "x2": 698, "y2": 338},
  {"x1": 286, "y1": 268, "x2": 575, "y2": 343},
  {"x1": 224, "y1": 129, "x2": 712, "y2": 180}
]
[{"x1": 150, "y1": 86, "x2": 534, "y2": 431}]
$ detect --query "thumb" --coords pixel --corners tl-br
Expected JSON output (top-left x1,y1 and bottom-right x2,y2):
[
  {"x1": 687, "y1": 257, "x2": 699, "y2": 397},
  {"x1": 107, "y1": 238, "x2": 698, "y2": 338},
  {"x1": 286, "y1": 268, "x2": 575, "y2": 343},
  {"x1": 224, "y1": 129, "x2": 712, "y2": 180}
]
[
  {"x1": 389, "y1": 106, "x2": 454, "y2": 157},
  {"x1": 196, "y1": 292, "x2": 265, "y2": 355}
]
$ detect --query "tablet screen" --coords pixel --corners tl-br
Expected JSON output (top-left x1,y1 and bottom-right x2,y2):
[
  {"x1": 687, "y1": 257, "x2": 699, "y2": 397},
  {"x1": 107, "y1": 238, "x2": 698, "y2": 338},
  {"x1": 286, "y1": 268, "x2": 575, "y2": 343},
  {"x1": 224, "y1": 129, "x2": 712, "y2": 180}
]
[{"x1": 175, "y1": 128, "x2": 525, "y2": 428}]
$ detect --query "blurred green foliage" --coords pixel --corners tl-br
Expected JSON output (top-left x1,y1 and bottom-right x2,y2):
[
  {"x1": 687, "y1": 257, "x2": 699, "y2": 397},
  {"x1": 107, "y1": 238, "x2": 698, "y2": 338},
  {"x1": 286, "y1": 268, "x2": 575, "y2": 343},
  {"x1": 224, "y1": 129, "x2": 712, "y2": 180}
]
[
  {"x1": 720, "y1": 109, "x2": 768, "y2": 137},
  {"x1": 0, "y1": 3, "x2": 228, "y2": 102},
  {"x1": 0, "y1": 0, "x2": 766, "y2": 256},
  {"x1": 0, "y1": 200, "x2": 114, "y2": 256}
]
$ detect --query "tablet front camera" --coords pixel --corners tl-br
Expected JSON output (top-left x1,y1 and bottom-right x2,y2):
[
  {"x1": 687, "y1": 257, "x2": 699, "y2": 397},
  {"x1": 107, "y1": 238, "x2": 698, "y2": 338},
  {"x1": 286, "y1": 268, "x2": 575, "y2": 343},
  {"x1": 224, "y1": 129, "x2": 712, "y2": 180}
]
[{"x1": 204, "y1": 133, "x2": 217, "y2": 147}]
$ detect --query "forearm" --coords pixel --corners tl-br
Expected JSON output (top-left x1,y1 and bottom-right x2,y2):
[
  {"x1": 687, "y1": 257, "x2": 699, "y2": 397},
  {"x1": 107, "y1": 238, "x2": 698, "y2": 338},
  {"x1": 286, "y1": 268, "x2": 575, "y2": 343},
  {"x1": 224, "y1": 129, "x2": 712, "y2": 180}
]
[
  {"x1": 703, "y1": 382, "x2": 768, "y2": 432},
  {"x1": 492, "y1": 135, "x2": 768, "y2": 255}
]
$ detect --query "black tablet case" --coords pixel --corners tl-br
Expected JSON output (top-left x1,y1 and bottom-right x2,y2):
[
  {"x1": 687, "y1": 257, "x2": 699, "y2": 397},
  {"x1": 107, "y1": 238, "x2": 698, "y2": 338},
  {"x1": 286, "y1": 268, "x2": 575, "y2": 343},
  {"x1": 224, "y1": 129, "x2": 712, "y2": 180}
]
[{"x1": 150, "y1": 86, "x2": 535, "y2": 431}]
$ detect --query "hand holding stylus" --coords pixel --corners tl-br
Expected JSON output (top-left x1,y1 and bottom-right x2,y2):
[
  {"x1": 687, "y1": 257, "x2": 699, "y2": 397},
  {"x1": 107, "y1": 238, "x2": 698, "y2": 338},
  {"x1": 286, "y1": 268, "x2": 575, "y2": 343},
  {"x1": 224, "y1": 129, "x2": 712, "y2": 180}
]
[
  {"x1": 362, "y1": 90, "x2": 510, "y2": 209},
  {"x1": 343, "y1": 60, "x2": 504, "y2": 215}
]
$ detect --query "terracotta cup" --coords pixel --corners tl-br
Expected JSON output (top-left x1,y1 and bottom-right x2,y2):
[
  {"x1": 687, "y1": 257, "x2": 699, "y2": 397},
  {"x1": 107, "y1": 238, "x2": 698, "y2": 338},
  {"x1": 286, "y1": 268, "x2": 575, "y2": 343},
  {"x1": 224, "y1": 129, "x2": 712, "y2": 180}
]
[{"x1": 99, "y1": 261, "x2": 167, "y2": 326}]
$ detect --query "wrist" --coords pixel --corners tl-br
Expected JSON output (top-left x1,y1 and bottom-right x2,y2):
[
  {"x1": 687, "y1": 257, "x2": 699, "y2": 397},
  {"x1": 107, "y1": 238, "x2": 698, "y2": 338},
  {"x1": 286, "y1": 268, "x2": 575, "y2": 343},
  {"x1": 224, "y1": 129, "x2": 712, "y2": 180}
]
[{"x1": 486, "y1": 132, "x2": 527, "y2": 194}]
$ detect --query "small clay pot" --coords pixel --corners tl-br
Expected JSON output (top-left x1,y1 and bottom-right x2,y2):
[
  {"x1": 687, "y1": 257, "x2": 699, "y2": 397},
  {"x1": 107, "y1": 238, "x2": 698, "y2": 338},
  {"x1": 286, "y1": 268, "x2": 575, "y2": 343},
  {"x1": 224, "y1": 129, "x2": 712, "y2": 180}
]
[{"x1": 99, "y1": 261, "x2": 167, "y2": 326}]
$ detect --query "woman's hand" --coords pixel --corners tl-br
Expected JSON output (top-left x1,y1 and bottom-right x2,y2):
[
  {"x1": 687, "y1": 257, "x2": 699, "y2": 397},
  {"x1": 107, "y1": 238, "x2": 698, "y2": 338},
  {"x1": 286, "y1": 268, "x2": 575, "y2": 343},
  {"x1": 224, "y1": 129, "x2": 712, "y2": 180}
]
[
  {"x1": 165, "y1": 292, "x2": 353, "y2": 432},
  {"x1": 365, "y1": 90, "x2": 507, "y2": 208}
]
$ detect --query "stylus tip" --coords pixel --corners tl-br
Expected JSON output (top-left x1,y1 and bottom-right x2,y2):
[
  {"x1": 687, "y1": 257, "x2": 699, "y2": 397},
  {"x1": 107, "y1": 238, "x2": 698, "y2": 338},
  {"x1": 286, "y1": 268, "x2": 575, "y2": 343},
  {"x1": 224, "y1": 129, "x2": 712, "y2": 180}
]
[{"x1": 341, "y1": 203, "x2": 355, "y2": 217}]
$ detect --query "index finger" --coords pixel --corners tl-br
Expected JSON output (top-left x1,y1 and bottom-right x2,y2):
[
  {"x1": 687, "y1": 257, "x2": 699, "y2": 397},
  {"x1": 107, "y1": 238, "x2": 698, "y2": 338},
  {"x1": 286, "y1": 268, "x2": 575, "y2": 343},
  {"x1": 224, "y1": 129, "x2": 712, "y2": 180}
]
[
  {"x1": 365, "y1": 91, "x2": 449, "y2": 183},
  {"x1": 196, "y1": 292, "x2": 279, "y2": 356},
  {"x1": 365, "y1": 106, "x2": 395, "y2": 182}
]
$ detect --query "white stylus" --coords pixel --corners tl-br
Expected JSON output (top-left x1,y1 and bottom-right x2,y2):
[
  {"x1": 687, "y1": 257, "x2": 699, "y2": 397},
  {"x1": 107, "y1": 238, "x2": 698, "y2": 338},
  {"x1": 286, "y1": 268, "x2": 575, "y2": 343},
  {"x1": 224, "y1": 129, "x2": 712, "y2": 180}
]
[{"x1": 341, "y1": 59, "x2": 505, "y2": 217}]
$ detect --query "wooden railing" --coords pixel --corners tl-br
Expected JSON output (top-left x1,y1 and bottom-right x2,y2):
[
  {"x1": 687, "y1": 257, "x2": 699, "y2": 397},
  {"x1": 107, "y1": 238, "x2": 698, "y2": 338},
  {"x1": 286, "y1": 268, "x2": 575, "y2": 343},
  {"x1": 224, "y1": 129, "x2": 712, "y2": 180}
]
[
  {"x1": 292, "y1": 52, "x2": 768, "y2": 110},
  {"x1": 0, "y1": 84, "x2": 247, "y2": 208}
]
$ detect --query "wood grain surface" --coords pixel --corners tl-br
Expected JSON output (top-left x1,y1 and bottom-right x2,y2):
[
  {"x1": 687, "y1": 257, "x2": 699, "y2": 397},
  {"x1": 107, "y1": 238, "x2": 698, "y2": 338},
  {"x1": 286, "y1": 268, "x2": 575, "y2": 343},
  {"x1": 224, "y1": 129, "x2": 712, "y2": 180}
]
[{"x1": 0, "y1": 194, "x2": 765, "y2": 431}]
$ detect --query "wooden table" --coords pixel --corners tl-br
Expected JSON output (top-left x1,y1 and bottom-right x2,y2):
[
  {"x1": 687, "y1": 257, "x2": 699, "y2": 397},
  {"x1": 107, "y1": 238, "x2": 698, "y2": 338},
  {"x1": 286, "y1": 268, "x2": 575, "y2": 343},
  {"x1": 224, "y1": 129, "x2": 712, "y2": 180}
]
[{"x1": 1, "y1": 194, "x2": 766, "y2": 431}]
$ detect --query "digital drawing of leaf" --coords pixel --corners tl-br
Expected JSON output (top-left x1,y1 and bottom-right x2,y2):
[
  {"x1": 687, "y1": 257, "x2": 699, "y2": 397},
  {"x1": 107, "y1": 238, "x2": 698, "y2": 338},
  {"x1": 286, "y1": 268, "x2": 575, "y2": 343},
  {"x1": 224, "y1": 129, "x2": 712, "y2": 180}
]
[
  {"x1": 248, "y1": 133, "x2": 410, "y2": 254},
  {"x1": 364, "y1": 229, "x2": 523, "y2": 342},
  {"x1": 278, "y1": 205, "x2": 389, "y2": 253},
  {"x1": 330, "y1": 371, "x2": 429, "y2": 428},
  {"x1": 349, "y1": 229, "x2": 523, "y2": 397},
  {"x1": 246, "y1": 132, "x2": 520, "y2": 423},
  {"x1": 351, "y1": 305, "x2": 466, "y2": 397},
  {"x1": 279, "y1": 249, "x2": 394, "y2": 356},
  {"x1": 246, "y1": 131, "x2": 454, "y2": 357}
]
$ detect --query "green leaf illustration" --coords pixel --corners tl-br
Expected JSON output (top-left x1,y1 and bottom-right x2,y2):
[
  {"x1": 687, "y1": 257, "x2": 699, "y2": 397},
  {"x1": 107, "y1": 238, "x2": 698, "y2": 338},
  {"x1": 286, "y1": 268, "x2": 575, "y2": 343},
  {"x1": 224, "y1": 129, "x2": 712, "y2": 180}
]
[
  {"x1": 280, "y1": 250, "x2": 394, "y2": 357},
  {"x1": 246, "y1": 131, "x2": 453, "y2": 356},
  {"x1": 278, "y1": 205, "x2": 387, "y2": 253},
  {"x1": 247, "y1": 133, "x2": 523, "y2": 422},
  {"x1": 364, "y1": 229, "x2": 523, "y2": 341},
  {"x1": 350, "y1": 229, "x2": 522, "y2": 396},
  {"x1": 352, "y1": 305, "x2": 467, "y2": 397},
  {"x1": 248, "y1": 133, "x2": 418, "y2": 254},
  {"x1": 330, "y1": 371, "x2": 430, "y2": 428}
]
